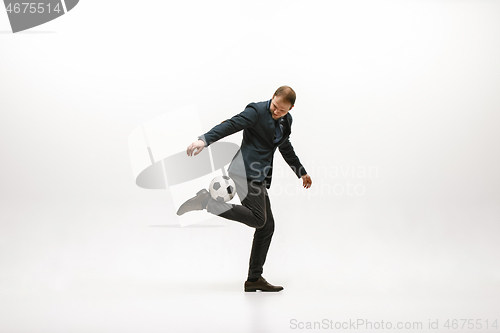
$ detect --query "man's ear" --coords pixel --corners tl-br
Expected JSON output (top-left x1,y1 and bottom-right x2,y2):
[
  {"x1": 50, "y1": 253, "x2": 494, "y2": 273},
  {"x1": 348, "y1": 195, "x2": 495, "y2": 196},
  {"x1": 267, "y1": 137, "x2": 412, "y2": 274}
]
[{"x1": 289, "y1": 105, "x2": 294, "y2": 111}]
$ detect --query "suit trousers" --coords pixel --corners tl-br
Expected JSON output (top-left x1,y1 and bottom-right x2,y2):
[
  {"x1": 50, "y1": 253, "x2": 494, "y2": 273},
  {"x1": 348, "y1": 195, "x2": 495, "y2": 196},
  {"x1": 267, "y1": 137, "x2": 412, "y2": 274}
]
[{"x1": 206, "y1": 175, "x2": 275, "y2": 280}]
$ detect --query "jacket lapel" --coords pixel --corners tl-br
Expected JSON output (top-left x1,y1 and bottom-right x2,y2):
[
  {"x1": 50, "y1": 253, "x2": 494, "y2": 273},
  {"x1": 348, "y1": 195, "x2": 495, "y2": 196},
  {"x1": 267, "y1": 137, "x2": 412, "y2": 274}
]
[
  {"x1": 264, "y1": 103, "x2": 276, "y2": 144},
  {"x1": 263, "y1": 101, "x2": 292, "y2": 145},
  {"x1": 282, "y1": 114, "x2": 291, "y2": 137},
  {"x1": 272, "y1": 114, "x2": 292, "y2": 147}
]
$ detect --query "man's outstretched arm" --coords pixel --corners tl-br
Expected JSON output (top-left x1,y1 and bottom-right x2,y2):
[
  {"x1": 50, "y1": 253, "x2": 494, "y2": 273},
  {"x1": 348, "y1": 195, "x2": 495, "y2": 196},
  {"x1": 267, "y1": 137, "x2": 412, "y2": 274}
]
[{"x1": 186, "y1": 104, "x2": 260, "y2": 156}]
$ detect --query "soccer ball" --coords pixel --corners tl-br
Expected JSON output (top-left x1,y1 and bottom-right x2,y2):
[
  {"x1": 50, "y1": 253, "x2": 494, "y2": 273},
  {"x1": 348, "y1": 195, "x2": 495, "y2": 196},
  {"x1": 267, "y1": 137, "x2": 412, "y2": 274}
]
[{"x1": 209, "y1": 175, "x2": 236, "y2": 202}]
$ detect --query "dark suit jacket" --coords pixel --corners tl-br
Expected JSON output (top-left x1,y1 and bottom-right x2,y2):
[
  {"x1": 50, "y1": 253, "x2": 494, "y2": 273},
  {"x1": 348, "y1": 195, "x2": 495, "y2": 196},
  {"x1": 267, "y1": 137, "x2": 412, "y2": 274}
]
[{"x1": 200, "y1": 100, "x2": 307, "y2": 189}]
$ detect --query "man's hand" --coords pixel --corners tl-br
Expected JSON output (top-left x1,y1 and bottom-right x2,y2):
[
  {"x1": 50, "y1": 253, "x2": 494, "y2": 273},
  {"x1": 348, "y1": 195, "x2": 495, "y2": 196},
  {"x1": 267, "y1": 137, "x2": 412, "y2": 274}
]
[
  {"x1": 301, "y1": 174, "x2": 312, "y2": 189},
  {"x1": 187, "y1": 139, "x2": 206, "y2": 156}
]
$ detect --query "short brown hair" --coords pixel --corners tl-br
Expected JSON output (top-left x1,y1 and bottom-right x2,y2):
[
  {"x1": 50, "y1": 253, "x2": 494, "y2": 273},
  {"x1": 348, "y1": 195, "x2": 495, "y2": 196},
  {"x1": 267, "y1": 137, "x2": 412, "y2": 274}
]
[{"x1": 273, "y1": 86, "x2": 296, "y2": 106}]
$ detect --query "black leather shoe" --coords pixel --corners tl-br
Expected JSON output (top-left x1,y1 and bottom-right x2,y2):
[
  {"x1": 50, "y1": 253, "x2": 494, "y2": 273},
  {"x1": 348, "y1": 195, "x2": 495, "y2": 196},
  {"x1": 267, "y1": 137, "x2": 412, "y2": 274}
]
[
  {"x1": 244, "y1": 276, "x2": 284, "y2": 292},
  {"x1": 176, "y1": 189, "x2": 210, "y2": 216}
]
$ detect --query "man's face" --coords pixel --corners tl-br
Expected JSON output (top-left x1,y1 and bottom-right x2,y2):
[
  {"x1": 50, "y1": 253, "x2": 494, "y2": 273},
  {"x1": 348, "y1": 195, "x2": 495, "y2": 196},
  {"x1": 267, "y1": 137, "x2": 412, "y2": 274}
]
[{"x1": 270, "y1": 95, "x2": 293, "y2": 120}]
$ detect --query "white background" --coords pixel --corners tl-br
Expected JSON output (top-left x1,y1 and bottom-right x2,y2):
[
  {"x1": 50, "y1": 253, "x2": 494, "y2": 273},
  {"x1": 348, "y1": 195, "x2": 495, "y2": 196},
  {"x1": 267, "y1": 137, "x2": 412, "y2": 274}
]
[{"x1": 1, "y1": 1, "x2": 499, "y2": 332}]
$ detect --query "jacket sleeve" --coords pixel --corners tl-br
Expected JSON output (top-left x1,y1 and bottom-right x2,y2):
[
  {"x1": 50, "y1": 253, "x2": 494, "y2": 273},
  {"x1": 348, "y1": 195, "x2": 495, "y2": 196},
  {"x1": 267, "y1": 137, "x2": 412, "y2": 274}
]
[
  {"x1": 278, "y1": 138, "x2": 308, "y2": 178},
  {"x1": 198, "y1": 104, "x2": 260, "y2": 146}
]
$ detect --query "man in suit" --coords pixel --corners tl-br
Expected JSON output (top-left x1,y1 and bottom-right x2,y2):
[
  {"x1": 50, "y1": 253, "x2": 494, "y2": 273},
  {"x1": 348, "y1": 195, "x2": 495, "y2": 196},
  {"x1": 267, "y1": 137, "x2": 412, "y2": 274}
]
[{"x1": 177, "y1": 86, "x2": 312, "y2": 292}]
